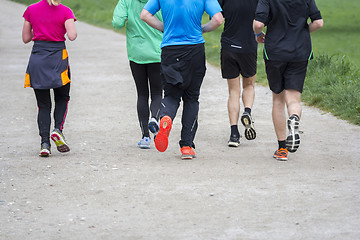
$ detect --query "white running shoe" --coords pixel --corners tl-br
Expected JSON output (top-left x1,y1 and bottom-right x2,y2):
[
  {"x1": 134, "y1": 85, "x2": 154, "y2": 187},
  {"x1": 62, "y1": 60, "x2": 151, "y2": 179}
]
[
  {"x1": 286, "y1": 115, "x2": 300, "y2": 153},
  {"x1": 138, "y1": 137, "x2": 151, "y2": 149}
]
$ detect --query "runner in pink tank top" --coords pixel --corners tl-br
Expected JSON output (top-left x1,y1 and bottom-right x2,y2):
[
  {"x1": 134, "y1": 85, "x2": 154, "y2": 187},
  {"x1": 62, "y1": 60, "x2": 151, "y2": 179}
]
[{"x1": 22, "y1": 0, "x2": 77, "y2": 157}]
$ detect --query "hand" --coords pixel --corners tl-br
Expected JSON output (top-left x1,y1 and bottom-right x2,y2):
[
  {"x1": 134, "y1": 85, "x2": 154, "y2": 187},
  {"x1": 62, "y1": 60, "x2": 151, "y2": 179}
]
[{"x1": 255, "y1": 32, "x2": 265, "y2": 43}]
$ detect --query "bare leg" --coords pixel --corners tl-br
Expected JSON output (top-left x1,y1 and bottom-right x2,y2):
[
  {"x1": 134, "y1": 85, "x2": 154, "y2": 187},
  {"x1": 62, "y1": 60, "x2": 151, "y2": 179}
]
[
  {"x1": 284, "y1": 89, "x2": 302, "y2": 118},
  {"x1": 240, "y1": 75, "x2": 257, "y2": 140},
  {"x1": 272, "y1": 91, "x2": 286, "y2": 141},
  {"x1": 227, "y1": 77, "x2": 241, "y2": 126},
  {"x1": 242, "y1": 75, "x2": 256, "y2": 110}
]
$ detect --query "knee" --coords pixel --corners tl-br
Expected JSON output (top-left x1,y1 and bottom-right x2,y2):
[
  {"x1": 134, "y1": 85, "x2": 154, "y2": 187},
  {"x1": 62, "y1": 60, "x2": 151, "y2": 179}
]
[
  {"x1": 228, "y1": 87, "x2": 241, "y2": 99},
  {"x1": 242, "y1": 77, "x2": 255, "y2": 89},
  {"x1": 183, "y1": 89, "x2": 200, "y2": 102},
  {"x1": 38, "y1": 101, "x2": 51, "y2": 110}
]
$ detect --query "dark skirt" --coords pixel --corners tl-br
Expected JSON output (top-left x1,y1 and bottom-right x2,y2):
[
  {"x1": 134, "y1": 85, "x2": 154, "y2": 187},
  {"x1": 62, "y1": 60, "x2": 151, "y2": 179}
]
[{"x1": 25, "y1": 41, "x2": 71, "y2": 89}]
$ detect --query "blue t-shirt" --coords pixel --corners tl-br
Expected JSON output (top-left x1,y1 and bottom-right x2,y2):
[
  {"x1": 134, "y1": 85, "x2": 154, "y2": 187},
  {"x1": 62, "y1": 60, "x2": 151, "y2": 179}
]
[{"x1": 144, "y1": 0, "x2": 222, "y2": 48}]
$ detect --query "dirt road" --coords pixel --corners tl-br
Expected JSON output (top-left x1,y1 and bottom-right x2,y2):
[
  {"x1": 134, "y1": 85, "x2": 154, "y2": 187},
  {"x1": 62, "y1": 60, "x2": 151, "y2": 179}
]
[{"x1": 1, "y1": 0, "x2": 359, "y2": 239}]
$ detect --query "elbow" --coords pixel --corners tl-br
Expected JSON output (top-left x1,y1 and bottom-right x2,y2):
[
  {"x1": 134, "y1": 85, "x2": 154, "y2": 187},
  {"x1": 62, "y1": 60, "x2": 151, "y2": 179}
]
[
  {"x1": 112, "y1": 21, "x2": 124, "y2": 29},
  {"x1": 316, "y1": 19, "x2": 324, "y2": 29},
  {"x1": 68, "y1": 32, "x2": 77, "y2": 41},
  {"x1": 213, "y1": 12, "x2": 224, "y2": 27},
  {"x1": 310, "y1": 19, "x2": 324, "y2": 33},
  {"x1": 22, "y1": 35, "x2": 31, "y2": 44},
  {"x1": 216, "y1": 17, "x2": 224, "y2": 27},
  {"x1": 112, "y1": 17, "x2": 126, "y2": 29},
  {"x1": 140, "y1": 9, "x2": 149, "y2": 22},
  {"x1": 140, "y1": 12, "x2": 146, "y2": 22},
  {"x1": 253, "y1": 20, "x2": 264, "y2": 32}
]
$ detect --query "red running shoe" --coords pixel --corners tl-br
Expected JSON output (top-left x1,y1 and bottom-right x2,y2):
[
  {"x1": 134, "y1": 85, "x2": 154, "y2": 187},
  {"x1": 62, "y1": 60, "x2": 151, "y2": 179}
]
[
  {"x1": 180, "y1": 146, "x2": 196, "y2": 160},
  {"x1": 155, "y1": 116, "x2": 172, "y2": 152}
]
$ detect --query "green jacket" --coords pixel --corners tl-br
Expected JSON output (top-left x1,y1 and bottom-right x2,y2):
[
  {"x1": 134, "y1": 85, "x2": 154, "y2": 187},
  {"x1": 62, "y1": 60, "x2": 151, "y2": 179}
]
[{"x1": 112, "y1": 0, "x2": 163, "y2": 64}]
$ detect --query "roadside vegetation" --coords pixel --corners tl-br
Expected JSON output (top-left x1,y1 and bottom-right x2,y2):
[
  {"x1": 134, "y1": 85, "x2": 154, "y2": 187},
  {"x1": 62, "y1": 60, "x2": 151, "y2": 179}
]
[{"x1": 13, "y1": 0, "x2": 360, "y2": 125}]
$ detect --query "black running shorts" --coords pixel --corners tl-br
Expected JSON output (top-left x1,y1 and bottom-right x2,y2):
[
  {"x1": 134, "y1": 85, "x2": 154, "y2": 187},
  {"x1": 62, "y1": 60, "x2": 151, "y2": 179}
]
[
  {"x1": 220, "y1": 49, "x2": 257, "y2": 79},
  {"x1": 265, "y1": 60, "x2": 308, "y2": 94}
]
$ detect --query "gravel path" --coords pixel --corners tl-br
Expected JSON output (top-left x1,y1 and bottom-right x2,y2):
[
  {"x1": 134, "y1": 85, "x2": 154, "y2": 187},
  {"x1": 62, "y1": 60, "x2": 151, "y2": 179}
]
[{"x1": 1, "y1": 0, "x2": 360, "y2": 239}]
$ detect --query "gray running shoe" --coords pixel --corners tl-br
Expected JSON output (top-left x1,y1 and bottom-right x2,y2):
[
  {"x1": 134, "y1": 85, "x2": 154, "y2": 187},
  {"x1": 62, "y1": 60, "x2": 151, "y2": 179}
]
[{"x1": 39, "y1": 142, "x2": 51, "y2": 157}]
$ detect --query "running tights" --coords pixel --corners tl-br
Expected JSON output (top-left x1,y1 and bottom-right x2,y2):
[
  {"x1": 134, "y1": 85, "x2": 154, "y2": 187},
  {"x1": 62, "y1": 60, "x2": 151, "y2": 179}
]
[
  {"x1": 129, "y1": 61, "x2": 162, "y2": 138},
  {"x1": 33, "y1": 83, "x2": 70, "y2": 144}
]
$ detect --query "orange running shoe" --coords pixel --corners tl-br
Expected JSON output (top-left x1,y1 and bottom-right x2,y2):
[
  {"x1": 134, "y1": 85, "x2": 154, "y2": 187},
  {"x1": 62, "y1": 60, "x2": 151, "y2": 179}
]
[
  {"x1": 155, "y1": 116, "x2": 172, "y2": 152},
  {"x1": 180, "y1": 146, "x2": 196, "y2": 160},
  {"x1": 273, "y1": 148, "x2": 288, "y2": 161}
]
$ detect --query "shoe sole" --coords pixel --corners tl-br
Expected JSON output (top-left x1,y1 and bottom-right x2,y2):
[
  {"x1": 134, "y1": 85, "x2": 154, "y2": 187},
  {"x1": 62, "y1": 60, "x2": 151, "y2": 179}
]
[
  {"x1": 241, "y1": 114, "x2": 256, "y2": 140},
  {"x1": 181, "y1": 155, "x2": 194, "y2": 160},
  {"x1": 51, "y1": 132, "x2": 70, "y2": 153},
  {"x1": 155, "y1": 116, "x2": 172, "y2": 152},
  {"x1": 39, "y1": 149, "x2": 50, "y2": 157},
  {"x1": 228, "y1": 141, "x2": 240, "y2": 147},
  {"x1": 138, "y1": 143, "x2": 150, "y2": 149},
  {"x1": 138, "y1": 145, "x2": 150, "y2": 149},
  {"x1": 273, "y1": 155, "x2": 288, "y2": 161},
  {"x1": 286, "y1": 118, "x2": 300, "y2": 153}
]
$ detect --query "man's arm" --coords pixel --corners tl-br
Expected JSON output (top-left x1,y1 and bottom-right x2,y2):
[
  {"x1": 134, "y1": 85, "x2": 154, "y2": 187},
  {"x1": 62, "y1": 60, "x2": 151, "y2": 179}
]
[
  {"x1": 309, "y1": 19, "x2": 323, "y2": 33},
  {"x1": 253, "y1": 20, "x2": 265, "y2": 43},
  {"x1": 140, "y1": 9, "x2": 164, "y2": 32},
  {"x1": 201, "y1": 12, "x2": 223, "y2": 33}
]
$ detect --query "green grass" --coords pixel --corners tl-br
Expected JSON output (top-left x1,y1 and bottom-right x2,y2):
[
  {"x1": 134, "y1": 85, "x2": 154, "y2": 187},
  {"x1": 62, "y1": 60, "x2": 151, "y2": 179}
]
[
  {"x1": 304, "y1": 55, "x2": 360, "y2": 125},
  {"x1": 14, "y1": 0, "x2": 360, "y2": 125},
  {"x1": 312, "y1": 0, "x2": 360, "y2": 67}
]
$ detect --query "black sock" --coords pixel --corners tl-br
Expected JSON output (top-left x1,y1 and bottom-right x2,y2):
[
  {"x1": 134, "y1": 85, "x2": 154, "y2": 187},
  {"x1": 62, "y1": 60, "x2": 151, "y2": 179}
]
[
  {"x1": 244, "y1": 107, "x2": 251, "y2": 115},
  {"x1": 231, "y1": 125, "x2": 240, "y2": 136},
  {"x1": 278, "y1": 140, "x2": 286, "y2": 149}
]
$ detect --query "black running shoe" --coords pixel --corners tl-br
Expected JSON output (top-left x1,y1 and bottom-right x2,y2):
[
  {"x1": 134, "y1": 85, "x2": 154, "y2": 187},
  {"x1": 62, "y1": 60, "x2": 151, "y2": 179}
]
[
  {"x1": 148, "y1": 117, "x2": 159, "y2": 135},
  {"x1": 228, "y1": 134, "x2": 240, "y2": 147},
  {"x1": 286, "y1": 115, "x2": 300, "y2": 153},
  {"x1": 241, "y1": 112, "x2": 256, "y2": 140}
]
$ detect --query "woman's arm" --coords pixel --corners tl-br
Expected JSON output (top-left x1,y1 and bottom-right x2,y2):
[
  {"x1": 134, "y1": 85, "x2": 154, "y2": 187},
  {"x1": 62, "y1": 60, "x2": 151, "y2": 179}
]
[
  {"x1": 22, "y1": 20, "x2": 33, "y2": 44},
  {"x1": 112, "y1": 0, "x2": 128, "y2": 29},
  {"x1": 65, "y1": 18, "x2": 77, "y2": 41}
]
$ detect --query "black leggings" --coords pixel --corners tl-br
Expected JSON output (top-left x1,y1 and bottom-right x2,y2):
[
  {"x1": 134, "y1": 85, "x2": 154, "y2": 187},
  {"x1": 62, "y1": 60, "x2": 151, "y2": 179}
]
[
  {"x1": 129, "y1": 61, "x2": 162, "y2": 138},
  {"x1": 34, "y1": 83, "x2": 70, "y2": 143}
]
